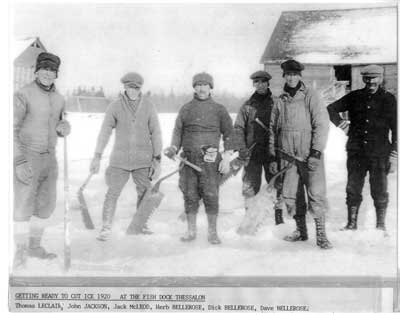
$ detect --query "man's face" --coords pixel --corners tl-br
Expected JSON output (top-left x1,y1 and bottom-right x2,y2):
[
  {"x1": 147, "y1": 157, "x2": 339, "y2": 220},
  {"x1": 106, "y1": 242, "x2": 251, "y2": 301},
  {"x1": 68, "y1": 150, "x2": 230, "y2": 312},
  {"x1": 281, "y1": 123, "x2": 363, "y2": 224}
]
[
  {"x1": 125, "y1": 85, "x2": 141, "y2": 100},
  {"x1": 253, "y1": 79, "x2": 269, "y2": 94},
  {"x1": 36, "y1": 68, "x2": 57, "y2": 87},
  {"x1": 284, "y1": 72, "x2": 301, "y2": 88},
  {"x1": 363, "y1": 76, "x2": 382, "y2": 94},
  {"x1": 194, "y1": 83, "x2": 211, "y2": 100}
]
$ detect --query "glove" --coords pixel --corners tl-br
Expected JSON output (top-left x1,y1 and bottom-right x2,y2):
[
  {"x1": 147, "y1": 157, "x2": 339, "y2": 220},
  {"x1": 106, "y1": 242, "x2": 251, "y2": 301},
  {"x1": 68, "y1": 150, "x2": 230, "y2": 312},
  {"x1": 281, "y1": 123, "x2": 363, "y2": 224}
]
[
  {"x1": 90, "y1": 154, "x2": 101, "y2": 174},
  {"x1": 164, "y1": 146, "x2": 177, "y2": 160},
  {"x1": 218, "y1": 150, "x2": 232, "y2": 174},
  {"x1": 238, "y1": 148, "x2": 250, "y2": 160},
  {"x1": 269, "y1": 161, "x2": 278, "y2": 175},
  {"x1": 338, "y1": 120, "x2": 350, "y2": 136},
  {"x1": 307, "y1": 149, "x2": 321, "y2": 171},
  {"x1": 149, "y1": 156, "x2": 161, "y2": 180},
  {"x1": 389, "y1": 151, "x2": 397, "y2": 174},
  {"x1": 15, "y1": 161, "x2": 33, "y2": 185},
  {"x1": 56, "y1": 119, "x2": 71, "y2": 137}
]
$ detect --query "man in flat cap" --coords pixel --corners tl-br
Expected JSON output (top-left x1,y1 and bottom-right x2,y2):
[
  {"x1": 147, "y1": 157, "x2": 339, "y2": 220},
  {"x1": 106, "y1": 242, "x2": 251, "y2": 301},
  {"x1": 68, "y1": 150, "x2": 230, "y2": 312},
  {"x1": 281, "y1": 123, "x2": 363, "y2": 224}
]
[
  {"x1": 164, "y1": 72, "x2": 234, "y2": 244},
  {"x1": 269, "y1": 59, "x2": 332, "y2": 249},
  {"x1": 90, "y1": 72, "x2": 162, "y2": 241},
  {"x1": 327, "y1": 65, "x2": 397, "y2": 231},
  {"x1": 233, "y1": 70, "x2": 285, "y2": 225},
  {"x1": 13, "y1": 52, "x2": 71, "y2": 267}
]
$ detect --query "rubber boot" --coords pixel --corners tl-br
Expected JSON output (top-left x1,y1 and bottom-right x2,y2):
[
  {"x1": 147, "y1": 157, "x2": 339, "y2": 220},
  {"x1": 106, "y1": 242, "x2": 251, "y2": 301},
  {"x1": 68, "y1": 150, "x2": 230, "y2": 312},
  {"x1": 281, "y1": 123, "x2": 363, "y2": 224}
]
[
  {"x1": 28, "y1": 236, "x2": 57, "y2": 259},
  {"x1": 376, "y1": 207, "x2": 387, "y2": 231},
  {"x1": 207, "y1": 214, "x2": 221, "y2": 245},
  {"x1": 275, "y1": 208, "x2": 284, "y2": 225},
  {"x1": 340, "y1": 205, "x2": 359, "y2": 230},
  {"x1": 314, "y1": 216, "x2": 333, "y2": 249},
  {"x1": 284, "y1": 215, "x2": 308, "y2": 242},
  {"x1": 180, "y1": 213, "x2": 197, "y2": 242}
]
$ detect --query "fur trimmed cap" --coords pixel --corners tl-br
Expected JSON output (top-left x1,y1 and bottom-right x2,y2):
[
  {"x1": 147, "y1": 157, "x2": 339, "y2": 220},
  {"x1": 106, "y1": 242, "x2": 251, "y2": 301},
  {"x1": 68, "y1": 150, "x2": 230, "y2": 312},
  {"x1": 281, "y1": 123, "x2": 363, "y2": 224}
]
[
  {"x1": 192, "y1": 72, "x2": 214, "y2": 89},
  {"x1": 35, "y1": 52, "x2": 61, "y2": 73},
  {"x1": 281, "y1": 59, "x2": 304, "y2": 74}
]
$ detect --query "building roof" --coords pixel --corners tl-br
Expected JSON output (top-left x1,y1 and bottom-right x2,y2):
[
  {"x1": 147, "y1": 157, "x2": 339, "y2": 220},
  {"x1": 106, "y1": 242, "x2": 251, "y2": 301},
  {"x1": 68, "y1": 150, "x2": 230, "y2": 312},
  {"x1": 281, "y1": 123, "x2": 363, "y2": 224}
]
[
  {"x1": 260, "y1": 7, "x2": 397, "y2": 65},
  {"x1": 13, "y1": 37, "x2": 47, "y2": 67}
]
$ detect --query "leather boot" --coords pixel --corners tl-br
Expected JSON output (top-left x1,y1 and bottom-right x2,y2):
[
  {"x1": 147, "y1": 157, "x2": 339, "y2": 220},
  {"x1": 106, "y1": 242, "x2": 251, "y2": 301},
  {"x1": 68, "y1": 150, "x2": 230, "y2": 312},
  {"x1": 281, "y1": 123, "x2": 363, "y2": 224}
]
[
  {"x1": 315, "y1": 216, "x2": 333, "y2": 249},
  {"x1": 28, "y1": 236, "x2": 57, "y2": 259},
  {"x1": 376, "y1": 207, "x2": 387, "y2": 231},
  {"x1": 284, "y1": 215, "x2": 308, "y2": 242},
  {"x1": 180, "y1": 213, "x2": 197, "y2": 242},
  {"x1": 275, "y1": 208, "x2": 284, "y2": 225},
  {"x1": 207, "y1": 214, "x2": 221, "y2": 245},
  {"x1": 340, "y1": 205, "x2": 359, "y2": 230},
  {"x1": 13, "y1": 243, "x2": 28, "y2": 269}
]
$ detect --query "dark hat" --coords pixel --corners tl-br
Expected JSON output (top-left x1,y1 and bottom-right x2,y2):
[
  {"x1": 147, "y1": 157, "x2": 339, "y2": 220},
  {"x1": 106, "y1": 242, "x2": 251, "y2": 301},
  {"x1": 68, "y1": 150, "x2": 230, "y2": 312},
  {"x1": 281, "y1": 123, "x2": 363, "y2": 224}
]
[
  {"x1": 120, "y1": 72, "x2": 144, "y2": 88},
  {"x1": 192, "y1": 72, "x2": 214, "y2": 89},
  {"x1": 35, "y1": 52, "x2": 61, "y2": 73},
  {"x1": 250, "y1": 70, "x2": 272, "y2": 81},
  {"x1": 360, "y1": 65, "x2": 384, "y2": 77},
  {"x1": 281, "y1": 59, "x2": 304, "y2": 75}
]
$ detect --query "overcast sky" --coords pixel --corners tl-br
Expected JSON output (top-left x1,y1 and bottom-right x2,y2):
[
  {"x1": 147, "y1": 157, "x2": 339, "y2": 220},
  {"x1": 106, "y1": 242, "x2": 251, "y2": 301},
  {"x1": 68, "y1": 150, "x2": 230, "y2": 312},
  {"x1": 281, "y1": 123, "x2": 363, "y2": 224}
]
[{"x1": 12, "y1": 1, "x2": 395, "y2": 96}]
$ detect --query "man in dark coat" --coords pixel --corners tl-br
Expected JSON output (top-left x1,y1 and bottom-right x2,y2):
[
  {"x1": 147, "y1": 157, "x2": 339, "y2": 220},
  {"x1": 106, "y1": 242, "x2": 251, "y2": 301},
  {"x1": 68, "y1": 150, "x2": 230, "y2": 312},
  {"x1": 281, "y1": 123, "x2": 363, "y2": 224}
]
[
  {"x1": 164, "y1": 72, "x2": 234, "y2": 244},
  {"x1": 327, "y1": 64, "x2": 397, "y2": 231},
  {"x1": 233, "y1": 70, "x2": 284, "y2": 225}
]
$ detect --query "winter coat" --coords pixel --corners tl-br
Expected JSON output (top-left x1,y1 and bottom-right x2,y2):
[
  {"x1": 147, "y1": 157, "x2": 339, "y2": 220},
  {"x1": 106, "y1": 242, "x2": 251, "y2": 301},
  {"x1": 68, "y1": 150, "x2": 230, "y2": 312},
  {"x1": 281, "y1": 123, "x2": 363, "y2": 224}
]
[
  {"x1": 14, "y1": 81, "x2": 65, "y2": 158},
  {"x1": 269, "y1": 82, "x2": 329, "y2": 159},
  {"x1": 327, "y1": 87, "x2": 397, "y2": 157},
  {"x1": 94, "y1": 93, "x2": 162, "y2": 170},
  {"x1": 234, "y1": 90, "x2": 275, "y2": 161},
  {"x1": 171, "y1": 94, "x2": 234, "y2": 152}
]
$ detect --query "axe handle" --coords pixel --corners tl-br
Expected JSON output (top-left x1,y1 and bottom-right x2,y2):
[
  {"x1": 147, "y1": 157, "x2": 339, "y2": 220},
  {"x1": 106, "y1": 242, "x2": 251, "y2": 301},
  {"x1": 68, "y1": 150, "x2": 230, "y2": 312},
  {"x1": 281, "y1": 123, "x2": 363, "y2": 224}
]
[
  {"x1": 175, "y1": 156, "x2": 202, "y2": 172},
  {"x1": 79, "y1": 173, "x2": 93, "y2": 192},
  {"x1": 267, "y1": 162, "x2": 293, "y2": 191}
]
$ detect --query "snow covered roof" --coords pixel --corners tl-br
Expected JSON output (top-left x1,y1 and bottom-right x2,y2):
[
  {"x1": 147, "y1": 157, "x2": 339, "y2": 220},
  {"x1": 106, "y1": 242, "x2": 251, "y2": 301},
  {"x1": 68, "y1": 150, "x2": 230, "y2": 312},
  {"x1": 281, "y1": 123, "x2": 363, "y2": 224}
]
[
  {"x1": 260, "y1": 7, "x2": 397, "y2": 65},
  {"x1": 13, "y1": 37, "x2": 46, "y2": 67}
]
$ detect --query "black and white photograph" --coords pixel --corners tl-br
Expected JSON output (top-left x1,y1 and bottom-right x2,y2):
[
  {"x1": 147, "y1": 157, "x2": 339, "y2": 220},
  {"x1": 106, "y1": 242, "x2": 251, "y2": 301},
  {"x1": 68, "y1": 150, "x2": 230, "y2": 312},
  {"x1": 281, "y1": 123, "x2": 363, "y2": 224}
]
[{"x1": 8, "y1": 0, "x2": 398, "y2": 312}]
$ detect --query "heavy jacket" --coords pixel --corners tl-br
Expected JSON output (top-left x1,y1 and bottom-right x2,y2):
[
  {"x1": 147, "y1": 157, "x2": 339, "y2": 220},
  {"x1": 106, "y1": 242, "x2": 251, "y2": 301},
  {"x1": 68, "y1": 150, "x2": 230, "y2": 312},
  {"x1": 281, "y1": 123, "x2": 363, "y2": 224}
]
[
  {"x1": 171, "y1": 94, "x2": 234, "y2": 152},
  {"x1": 94, "y1": 93, "x2": 162, "y2": 170},
  {"x1": 234, "y1": 90, "x2": 274, "y2": 161},
  {"x1": 327, "y1": 87, "x2": 397, "y2": 157},
  {"x1": 269, "y1": 82, "x2": 329, "y2": 159},
  {"x1": 14, "y1": 81, "x2": 65, "y2": 158}
]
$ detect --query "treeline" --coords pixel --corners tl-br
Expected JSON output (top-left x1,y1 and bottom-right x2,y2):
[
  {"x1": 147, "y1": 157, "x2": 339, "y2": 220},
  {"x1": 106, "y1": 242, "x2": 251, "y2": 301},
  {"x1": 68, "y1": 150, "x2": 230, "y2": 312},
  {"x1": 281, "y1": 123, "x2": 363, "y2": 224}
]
[{"x1": 65, "y1": 91, "x2": 248, "y2": 113}]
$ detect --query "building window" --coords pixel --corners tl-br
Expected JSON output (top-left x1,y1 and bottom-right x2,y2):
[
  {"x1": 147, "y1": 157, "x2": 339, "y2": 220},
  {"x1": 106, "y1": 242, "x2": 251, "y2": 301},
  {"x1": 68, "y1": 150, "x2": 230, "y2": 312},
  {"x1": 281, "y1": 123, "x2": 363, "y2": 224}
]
[{"x1": 333, "y1": 65, "x2": 352, "y2": 91}]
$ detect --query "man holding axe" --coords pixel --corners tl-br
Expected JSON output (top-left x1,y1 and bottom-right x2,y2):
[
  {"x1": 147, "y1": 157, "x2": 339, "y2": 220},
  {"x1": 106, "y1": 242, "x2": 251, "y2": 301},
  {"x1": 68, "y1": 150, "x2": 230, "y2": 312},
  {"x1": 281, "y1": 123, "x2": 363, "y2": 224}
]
[
  {"x1": 90, "y1": 72, "x2": 162, "y2": 241},
  {"x1": 164, "y1": 72, "x2": 234, "y2": 244},
  {"x1": 13, "y1": 52, "x2": 71, "y2": 268}
]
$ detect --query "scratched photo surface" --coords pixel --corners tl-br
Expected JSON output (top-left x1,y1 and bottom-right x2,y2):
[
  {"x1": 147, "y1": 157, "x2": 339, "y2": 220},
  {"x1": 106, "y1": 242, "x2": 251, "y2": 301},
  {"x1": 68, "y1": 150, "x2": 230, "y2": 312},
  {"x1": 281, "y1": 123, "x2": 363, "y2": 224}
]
[{"x1": 10, "y1": 1, "x2": 397, "y2": 281}]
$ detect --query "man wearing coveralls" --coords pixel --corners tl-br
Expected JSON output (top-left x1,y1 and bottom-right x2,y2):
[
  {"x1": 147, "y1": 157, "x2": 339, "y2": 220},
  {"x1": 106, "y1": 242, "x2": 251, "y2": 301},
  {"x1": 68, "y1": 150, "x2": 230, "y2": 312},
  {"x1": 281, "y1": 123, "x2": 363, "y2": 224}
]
[
  {"x1": 13, "y1": 52, "x2": 71, "y2": 267},
  {"x1": 327, "y1": 65, "x2": 397, "y2": 231},
  {"x1": 269, "y1": 60, "x2": 332, "y2": 249},
  {"x1": 164, "y1": 72, "x2": 234, "y2": 244}
]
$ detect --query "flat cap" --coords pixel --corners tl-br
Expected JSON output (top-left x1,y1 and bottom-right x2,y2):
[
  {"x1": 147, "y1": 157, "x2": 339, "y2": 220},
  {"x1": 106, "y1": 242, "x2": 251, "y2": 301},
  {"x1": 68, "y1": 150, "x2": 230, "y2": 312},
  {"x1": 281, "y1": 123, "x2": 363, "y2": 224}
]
[
  {"x1": 360, "y1": 65, "x2": 384, "y2": 77},
  {"x1": 120, "y1": 72, "x2": 144, "y2": 87},
  {"x1": 192, "y1": 72, "x2": 214, "y2": 89},
  {"x1": 35, "y1": 52, "x2": 61, "y2": 72},
  {"x1": 281, "y1": 59, "x2": 304, "y2": 74},
  {"x1": 250, "y1": 70, "x2": 272, "y2": 81}
]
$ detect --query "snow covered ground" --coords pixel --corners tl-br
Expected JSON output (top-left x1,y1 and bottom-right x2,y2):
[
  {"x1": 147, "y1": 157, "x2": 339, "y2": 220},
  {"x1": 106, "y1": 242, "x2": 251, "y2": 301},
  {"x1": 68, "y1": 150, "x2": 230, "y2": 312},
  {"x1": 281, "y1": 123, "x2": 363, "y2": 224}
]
[{"x1": 11, "y1": 112, "x2": 397, "y2": 277}]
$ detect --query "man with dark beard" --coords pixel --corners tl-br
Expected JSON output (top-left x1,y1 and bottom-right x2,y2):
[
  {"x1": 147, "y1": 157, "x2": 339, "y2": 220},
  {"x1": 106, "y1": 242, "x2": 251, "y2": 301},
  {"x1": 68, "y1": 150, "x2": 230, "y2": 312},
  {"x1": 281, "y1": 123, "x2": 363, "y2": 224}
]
[
  {"x1": 233, "y1": 71, "x2": 284, "y2": 225},
  {"x1": 327, "y1": 65, "x2": 397, "y2": 231}
]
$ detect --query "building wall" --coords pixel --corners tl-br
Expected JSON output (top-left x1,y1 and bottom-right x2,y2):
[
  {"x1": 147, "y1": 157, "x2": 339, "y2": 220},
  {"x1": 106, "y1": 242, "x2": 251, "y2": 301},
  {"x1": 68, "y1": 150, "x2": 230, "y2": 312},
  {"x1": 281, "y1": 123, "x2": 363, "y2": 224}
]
[{"x1": 14, "y1": 66, "x2": 35, "y2": 91}]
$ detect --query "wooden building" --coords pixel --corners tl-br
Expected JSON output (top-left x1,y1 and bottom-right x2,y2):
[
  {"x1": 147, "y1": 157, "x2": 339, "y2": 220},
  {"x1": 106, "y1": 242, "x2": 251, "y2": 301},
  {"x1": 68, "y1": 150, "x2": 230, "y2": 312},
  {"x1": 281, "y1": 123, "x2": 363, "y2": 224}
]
[
  {"x1": 13, "y1": 37, "x2": 47, "y2": 91},
  {"x1": 260, "y1": 7, "x2": 397, "y2": 101}
]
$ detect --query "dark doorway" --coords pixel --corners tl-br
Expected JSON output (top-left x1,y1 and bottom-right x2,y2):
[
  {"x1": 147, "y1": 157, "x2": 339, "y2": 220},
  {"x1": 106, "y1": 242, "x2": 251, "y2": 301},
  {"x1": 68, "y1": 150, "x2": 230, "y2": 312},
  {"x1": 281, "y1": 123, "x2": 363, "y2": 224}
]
[{"x1": 334, "y1": 65, "x2": 352, "y2": 90}]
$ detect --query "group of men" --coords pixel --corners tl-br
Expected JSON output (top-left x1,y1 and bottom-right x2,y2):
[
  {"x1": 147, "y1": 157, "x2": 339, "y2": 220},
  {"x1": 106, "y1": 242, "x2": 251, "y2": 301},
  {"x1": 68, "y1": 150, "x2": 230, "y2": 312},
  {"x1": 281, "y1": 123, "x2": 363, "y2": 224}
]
[{"x1": 13, "y1": 51, "x2": 397, "y2": 268}]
